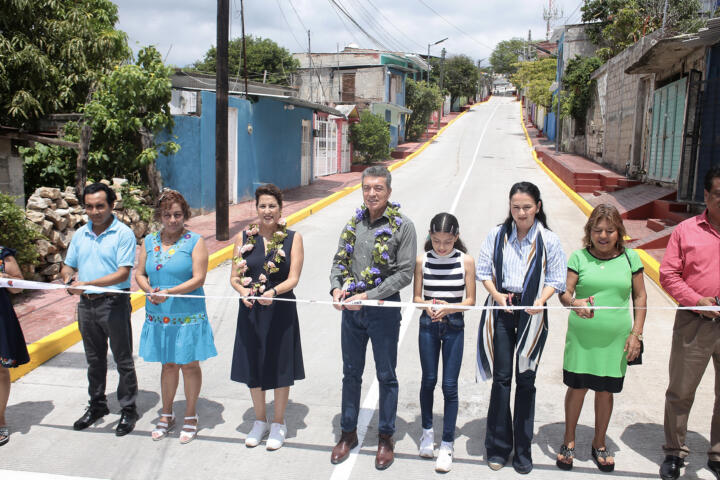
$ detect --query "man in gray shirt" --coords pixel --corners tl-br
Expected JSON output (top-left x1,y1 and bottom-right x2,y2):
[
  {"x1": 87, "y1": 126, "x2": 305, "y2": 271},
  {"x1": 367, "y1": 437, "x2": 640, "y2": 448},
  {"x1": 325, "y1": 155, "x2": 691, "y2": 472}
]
[{"x1": 329, "y1": 166, "x2": 416, "y2": 470}]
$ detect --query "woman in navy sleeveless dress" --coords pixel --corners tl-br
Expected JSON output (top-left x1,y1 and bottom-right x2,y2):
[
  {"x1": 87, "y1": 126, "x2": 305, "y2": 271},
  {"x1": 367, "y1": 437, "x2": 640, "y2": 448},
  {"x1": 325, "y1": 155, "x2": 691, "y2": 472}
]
[
  {"x1": 230, "y1": 184, "x2": 305, "y2": 451},
  {"x1": 0, "y1": 246, "x2": 30, "y2": 446}
]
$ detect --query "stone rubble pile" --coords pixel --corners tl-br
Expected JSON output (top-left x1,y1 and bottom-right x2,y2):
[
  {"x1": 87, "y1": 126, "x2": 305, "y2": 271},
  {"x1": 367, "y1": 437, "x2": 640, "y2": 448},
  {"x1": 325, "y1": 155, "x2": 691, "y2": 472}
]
[{"x1": 23, "y1": 178, "x2": 156, "y2": 282}]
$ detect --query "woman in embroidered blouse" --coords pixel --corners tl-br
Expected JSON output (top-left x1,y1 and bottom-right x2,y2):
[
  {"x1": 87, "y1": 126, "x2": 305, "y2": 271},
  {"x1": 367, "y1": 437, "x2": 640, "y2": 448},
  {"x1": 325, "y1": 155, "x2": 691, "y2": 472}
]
[
  {"x1": 136, "y1": 190, "x2": 216, "y2": 444},
  {"x1": 0, "y1": 246, "x2": 29, "y2": 447},
  {"x1": 475, "y1": 181, "x2": 567, "y2": 474},
  {"x1": 230, "y1": 184, "x2": 305, "y2": 451}
]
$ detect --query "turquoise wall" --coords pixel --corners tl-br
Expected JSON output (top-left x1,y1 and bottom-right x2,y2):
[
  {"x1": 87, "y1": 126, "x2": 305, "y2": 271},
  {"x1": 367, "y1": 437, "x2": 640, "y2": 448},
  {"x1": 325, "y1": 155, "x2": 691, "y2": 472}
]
[{"x1": 157, "y1": 91, "x2": 310, "y2": 210}]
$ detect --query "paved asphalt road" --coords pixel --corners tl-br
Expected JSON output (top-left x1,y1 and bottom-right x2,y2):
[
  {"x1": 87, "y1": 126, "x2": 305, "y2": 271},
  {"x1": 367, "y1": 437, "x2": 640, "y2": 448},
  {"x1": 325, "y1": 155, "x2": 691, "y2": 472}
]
[{"x1": 2, "y1": 96, "x2": 716, "y2": 480}]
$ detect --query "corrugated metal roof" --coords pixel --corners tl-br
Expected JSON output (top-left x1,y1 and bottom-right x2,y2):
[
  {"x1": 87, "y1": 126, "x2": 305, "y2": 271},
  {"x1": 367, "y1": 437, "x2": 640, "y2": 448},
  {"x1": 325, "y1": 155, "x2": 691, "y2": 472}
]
[
  {"x1": 626, "y1": 18, "x2": 720, "y2": 74},
  {"x1": 171, "y1": 70, "x2": 298, "y2": 97}
]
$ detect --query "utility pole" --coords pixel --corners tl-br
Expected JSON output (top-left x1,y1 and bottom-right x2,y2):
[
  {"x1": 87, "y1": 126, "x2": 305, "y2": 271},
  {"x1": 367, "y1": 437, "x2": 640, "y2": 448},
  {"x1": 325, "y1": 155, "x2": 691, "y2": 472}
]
[
  {"x1": 240, "y1": 0, "x2": 248, "y2": 97},
  {"x1": 527, "y1": 29, "x2": 532, "y2": 61},
  {"x1": 215, "y1": 0, "x2": 229, "y2": 241},
  {"x1": 308, "y1": 30, "x2": 313, "y2": 102},
  {"x1": 436, "y1": 47, "x2": 446, "y2": 129},
  {"x1": 662, "y1": 0, "x2": 669, "y2": 31}
]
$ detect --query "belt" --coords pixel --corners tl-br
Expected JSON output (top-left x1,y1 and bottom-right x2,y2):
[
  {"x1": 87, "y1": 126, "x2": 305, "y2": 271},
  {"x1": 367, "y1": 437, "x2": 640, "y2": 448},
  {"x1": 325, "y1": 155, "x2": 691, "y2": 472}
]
[{"x1": 80, "y1": 290, "x2": 129, "y2": 300}]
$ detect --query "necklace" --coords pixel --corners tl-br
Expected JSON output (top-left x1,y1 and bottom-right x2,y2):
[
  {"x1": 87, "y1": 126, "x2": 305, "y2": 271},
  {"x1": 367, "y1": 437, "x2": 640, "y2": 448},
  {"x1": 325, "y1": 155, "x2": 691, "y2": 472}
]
[
  {"x1": 334, "y1": 202, "x2": 402, "y2": 293},
  {"x1": 233, "y1": 220, "x2": 288, "y2": 295}
]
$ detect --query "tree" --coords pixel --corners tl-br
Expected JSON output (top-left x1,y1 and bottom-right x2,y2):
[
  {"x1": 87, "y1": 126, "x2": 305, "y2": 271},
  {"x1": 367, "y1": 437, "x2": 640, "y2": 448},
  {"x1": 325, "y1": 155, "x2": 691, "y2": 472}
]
[
  {"x1": 442, "y1": 56, "x2": 479, "y2": 108},
  {"x1": 490, "y1": 38, "x2": 531, "y2": 75},
  {"x1": 511, "y1": 58, "x2": 557, "y2": 108},
  {"x1": 19, "y1": 47, "x2": 179, "y2": 196},
  {"x1": 581, "y1": 0, "x2": 704, "y2": 60},
  {"x1": 405, "y1": 79, "x2": 442, "y2": 141},
  {"x1": 0, "y1": 0, "x2": 130, "y2": 129},
  {"x1": 558, "y1": 55, "x2": 604, "y2": 128},
  {"x1": 192, "y1": 35, "x2": 299, "y2": 85},
  {"x1": 349, "y1": 111, "x2": 391, "y2": 164}
]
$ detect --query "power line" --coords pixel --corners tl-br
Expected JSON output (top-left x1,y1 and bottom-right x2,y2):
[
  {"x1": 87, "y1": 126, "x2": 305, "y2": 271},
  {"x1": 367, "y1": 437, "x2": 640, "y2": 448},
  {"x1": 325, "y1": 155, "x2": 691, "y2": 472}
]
[
  {"x1": 275, "y1": 0, "x2": 305, "y2": 51},
  {"x1": 415, "y1": 0, "x2": 494, "y2": 50},
  {"x1": 328, "y1": 0, "x2": 391, "y2": 50},
  {"x1": 561, "y1": 1, "x2": 584, "y2": 26},
  {"x1": 287, "y1": 0, "x2": 308, "y2": 32},
  {"x1": 347, "y1": 0, "x2": 408, "y2": 51},
  {"x1": 328, "y1": 2, "x2": 363, "y2": 46},
  {"x1": 365, "y1": 0, "x2": 426, "y2": 51}
]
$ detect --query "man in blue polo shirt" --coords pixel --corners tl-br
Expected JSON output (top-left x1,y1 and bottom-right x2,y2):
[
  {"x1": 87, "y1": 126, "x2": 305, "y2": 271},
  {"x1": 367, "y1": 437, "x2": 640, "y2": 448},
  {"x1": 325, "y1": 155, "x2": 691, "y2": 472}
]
[{"x1": 61, "y1": 183, "x2": 139, "y2": 436}]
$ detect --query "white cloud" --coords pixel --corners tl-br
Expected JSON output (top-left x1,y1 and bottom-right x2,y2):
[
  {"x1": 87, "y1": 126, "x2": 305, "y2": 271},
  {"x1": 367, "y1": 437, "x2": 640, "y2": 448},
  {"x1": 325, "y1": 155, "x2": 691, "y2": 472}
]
[{"x1": 113, "y1": 0, "x2": 583, "y2": 68}]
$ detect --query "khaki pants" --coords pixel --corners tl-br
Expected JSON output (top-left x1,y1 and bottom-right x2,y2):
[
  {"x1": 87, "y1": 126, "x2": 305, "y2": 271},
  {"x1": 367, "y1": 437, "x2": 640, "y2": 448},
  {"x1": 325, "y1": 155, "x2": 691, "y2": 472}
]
[{"x1": 663, "y1": 309, "x2": 720, "y2": 460}]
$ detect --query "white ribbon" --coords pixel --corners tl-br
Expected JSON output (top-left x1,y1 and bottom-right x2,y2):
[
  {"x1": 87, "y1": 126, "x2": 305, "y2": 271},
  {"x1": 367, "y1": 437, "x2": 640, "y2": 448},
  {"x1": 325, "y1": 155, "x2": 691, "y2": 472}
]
[{"x1": 2, "y1": 277, "x2": 719, "y2": 312}]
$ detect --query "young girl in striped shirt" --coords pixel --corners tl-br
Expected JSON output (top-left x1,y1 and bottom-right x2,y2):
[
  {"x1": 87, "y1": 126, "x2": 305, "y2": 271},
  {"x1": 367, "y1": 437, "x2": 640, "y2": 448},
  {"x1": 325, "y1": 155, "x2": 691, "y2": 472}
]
[{"x1": 413, "y1": 213, "x2": 476, "y2": 472}]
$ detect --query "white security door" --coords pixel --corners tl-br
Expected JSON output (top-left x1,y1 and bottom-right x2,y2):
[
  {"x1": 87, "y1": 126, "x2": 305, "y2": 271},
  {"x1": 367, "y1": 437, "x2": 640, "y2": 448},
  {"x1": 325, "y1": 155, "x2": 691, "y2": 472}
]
[
  {"x1": 227, "y1": 107, "x2": 238, "y2": 204},
  {"x1": 313, "y1": 117, "x2": 338, "y2": 177},
  {"x1": 301, "y1": 119, "x2": 311, "y2": 186},
  {"x1": 340, "y1": 123, "x2": 351, "y2": 172}
]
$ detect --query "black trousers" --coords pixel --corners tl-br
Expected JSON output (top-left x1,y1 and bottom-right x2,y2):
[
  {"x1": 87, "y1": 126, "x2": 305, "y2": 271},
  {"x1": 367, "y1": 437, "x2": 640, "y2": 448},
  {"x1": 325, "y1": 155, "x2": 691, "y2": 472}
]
[{"x1": 77, "y1": 294, "x2": 138, "y2": 411}]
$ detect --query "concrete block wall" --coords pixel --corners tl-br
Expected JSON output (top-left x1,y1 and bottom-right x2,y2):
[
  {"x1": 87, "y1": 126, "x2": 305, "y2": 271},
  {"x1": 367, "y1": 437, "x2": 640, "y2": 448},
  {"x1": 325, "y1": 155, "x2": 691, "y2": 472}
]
[{"x1": 0, "y1": 138, "x2": 25, "y2": 206}]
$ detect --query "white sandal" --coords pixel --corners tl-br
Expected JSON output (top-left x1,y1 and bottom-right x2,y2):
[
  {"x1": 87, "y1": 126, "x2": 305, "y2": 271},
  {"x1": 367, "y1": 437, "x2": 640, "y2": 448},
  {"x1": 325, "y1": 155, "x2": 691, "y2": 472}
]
[
  {"x1": 179, "y1": 415, "x2": 198, "y2": 444},
  {"x1": 151, "y1": 412, "x2": 175, "y2": 441}
]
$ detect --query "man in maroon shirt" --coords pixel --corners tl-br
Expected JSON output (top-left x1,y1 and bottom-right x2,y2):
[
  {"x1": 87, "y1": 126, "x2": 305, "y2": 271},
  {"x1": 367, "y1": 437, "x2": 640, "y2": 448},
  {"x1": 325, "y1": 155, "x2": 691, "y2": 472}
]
[{"x1": 659, "y1": 165, "x2": 720, "y2": 480}]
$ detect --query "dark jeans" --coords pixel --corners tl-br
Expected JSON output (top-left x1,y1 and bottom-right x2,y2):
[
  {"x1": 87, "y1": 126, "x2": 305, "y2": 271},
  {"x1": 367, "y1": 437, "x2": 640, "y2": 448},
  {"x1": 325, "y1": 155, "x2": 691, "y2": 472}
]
[
  {"x1": 485, "y1": 310, "x2": 537, "y2": 468},
  {"x1": 78, "y1": 294, "x2": 138, "y2": 412},
  {"x1": 340, "y1": 293, "x2": 401, "y2": 436},
  {"x1": 418, "y1": 313, "x2": 464, "y2": 442}
]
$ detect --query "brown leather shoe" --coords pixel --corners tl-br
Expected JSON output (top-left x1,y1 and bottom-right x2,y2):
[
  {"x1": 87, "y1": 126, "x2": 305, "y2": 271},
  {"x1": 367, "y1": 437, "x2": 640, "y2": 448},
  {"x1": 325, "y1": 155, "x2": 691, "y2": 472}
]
[
  {"x1": 331, "y1": 429, "x2": 358, "y2": 464},
  {"x1": 375, "y1": 433, "x2": 395, "y2": 470}
]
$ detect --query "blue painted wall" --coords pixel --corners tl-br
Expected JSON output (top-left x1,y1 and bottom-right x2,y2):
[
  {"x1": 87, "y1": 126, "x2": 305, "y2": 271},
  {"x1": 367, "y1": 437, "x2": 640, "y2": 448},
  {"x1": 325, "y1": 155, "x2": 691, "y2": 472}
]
[
  {"x1": 545, "y1": 110, "x2": 557, "y2": 141},
  {"x1": 156, "y1": 91, "x2": 309, "y2": 210}
]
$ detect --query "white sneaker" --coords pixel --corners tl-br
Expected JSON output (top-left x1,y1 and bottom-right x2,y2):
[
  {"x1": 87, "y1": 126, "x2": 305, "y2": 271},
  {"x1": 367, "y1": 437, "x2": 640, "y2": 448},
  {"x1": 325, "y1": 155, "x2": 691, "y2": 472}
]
[
  {"x1": 435, "y1": 442, "x2": 454, "y2": 472},
  {"x1": 266, "y1": 422, "x2": 287, "y2": 451},
  {"x1": 419, "y1": 429, "x2": 434, "y2": 458},
  {"x1": 245, "y1": 420, "x2": 269, "y2": 447}
]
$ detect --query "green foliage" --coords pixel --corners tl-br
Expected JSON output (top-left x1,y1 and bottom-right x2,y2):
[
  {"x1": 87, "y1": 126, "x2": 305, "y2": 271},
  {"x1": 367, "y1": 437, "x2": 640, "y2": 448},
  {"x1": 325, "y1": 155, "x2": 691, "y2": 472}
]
[
  {"x1": 490, "y1": 39, "x2": 532, "y2": 75},
  {"x1": 83, "y1": 46, "x2": 180, "y2": 179},
  {"x1": 405, "y1": 79, "x2": 442, "y2": 141},
  {"x1": 558, "y1": 56, "x2": 604, "y2": 122},
  {"x1": 192, "y1": 35, "x2": 300, "y2": 85},
  {"x1": 582, "y1": 0, "x2": 704, "y2": 61},
  {"x1": 0, "y1": 0, "x2": 130, "y2": 129},
  {"x1": 0, "y1": 193, "x2": 42, "y2": 268},
  {"x1": 19, "y1": 122, "x2": 79, "y2": 195},
  {"x1": 443, "y1": 56, "x2": 479, "y2": 108},
  {"x1": 349, "y1": 111, "x2": 391, "y2": 164},
  {"x1": 511, "y1": 58, "x2": 557, "y2": 108}
]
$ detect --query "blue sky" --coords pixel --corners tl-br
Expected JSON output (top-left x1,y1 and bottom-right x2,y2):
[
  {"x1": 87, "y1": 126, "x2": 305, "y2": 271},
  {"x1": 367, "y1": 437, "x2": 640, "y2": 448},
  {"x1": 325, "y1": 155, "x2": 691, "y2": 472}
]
[{"x1": 113, "y1": 0, "x2": 585, "y2": 68}]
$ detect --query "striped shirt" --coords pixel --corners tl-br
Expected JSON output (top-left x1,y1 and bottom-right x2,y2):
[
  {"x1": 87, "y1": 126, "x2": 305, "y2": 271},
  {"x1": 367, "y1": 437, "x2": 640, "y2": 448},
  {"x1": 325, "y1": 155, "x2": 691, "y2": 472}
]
[
  {"x1": 422, "y1": 249, "x2": 466, "y2": 304},
  {"x1": 476, "y1": 220, "x2": 567, "y2": 293}
]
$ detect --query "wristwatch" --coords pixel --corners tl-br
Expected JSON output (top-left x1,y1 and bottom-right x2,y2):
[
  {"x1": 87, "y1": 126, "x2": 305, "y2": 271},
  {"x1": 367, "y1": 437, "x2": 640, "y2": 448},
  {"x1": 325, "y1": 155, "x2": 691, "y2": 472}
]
[{"x1": 630, "y1": 330, "x2": 643, "y2": 341}]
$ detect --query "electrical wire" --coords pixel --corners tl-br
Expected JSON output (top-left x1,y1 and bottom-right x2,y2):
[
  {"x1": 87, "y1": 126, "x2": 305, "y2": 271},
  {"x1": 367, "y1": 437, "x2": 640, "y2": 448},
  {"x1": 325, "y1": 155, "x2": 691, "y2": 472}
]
[
  {"x1": 415, "y1": 0, "x2": 494, "y2": 50},
  {"x1": 365, "y1": 0, "x2": 426, "y2": 51},
  {"x1": 346, "y1": 0, "x2": 408, "y2": 51},
  {"x1": 286, "y1": 0, "x2": 327, "y2": 102},
  {"x1": 275, "y1": 0, "x2": 306, "y2": 51},
  {"x1": 328, "y1": 0, "x2": 391, "y2": 50}
]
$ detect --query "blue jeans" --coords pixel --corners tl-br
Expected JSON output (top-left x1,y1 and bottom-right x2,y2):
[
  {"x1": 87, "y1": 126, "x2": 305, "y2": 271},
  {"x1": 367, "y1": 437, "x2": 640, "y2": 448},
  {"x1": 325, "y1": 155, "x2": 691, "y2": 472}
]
[
  {"x1": 485, "y1": 310, "x2": 537, "y2": 469},
  {"x1": 340, "y1": 293, "x2": 401, "y2": 435},
  {"x1": 418, "y1": 313, "x2": 464, "y2": 442}
]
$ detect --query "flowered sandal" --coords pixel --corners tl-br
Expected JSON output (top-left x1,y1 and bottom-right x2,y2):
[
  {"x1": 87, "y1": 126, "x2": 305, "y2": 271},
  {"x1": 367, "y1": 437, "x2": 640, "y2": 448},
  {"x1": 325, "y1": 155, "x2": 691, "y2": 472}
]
[
  {"x1": 179, "y1": 415, "x2": 198, "y2": 444},
  {"x1": 0, "y1": 426, "x2": 9, "y2": 446},
  {"x1": 591, "y1": 446, "x2": 615, "y2": 472},
  {"x1": 151, "y1": 412, "x2": 175, "y2": 441},
  {"x1": 556, "y1": 444, "x2": 574, "y2": 470}
]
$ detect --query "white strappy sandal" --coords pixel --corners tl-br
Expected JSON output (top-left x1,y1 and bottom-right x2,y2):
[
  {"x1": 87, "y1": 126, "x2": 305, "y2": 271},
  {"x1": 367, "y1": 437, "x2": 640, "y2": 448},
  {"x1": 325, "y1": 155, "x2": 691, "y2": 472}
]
[
  {"x1": 179, "y1": 415, "x2": 199, "y2": 444},
  {"x1": 151, "y1": 412, "x2": 175, "y2": 441}
]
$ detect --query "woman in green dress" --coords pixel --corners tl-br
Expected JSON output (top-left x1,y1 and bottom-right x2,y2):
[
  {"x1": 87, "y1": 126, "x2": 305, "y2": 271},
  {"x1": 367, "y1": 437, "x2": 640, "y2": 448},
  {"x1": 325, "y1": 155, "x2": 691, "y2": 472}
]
[{"x1": 556, "y1": 204, "x2": 647, "y2": 472}]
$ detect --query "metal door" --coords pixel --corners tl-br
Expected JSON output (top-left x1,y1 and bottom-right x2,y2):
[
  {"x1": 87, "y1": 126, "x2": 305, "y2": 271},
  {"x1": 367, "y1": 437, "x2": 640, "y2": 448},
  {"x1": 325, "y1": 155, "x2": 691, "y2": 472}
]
[
  {"x1": 647, "y1": 77, "x2": 687, "y2": 182},
  {"x1": 313, "y1": 117, "x2": 338, "y2": 177},
  {"x1": 694, "y1": 44, "x2": 720, "y2": 202},
  {"x1": 340, "y1": 123, "x2": 351, "y2": 172},
  {"x1": 301, "y1": 119, "x2": 311, "y2": 186}
]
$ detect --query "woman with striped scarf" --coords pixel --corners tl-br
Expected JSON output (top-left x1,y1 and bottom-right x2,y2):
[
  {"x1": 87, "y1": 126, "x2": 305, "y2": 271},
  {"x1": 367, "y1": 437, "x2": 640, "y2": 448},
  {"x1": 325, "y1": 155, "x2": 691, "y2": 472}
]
[{"x1": 475, "y1": 182, "x2": 567, "y2": 474}]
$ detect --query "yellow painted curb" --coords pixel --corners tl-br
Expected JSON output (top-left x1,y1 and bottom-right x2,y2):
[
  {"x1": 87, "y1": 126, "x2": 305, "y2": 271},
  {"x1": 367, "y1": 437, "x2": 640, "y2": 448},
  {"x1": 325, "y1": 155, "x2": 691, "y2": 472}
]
[
  {"x1": 519, "y1": 106, "x2": 665, "y2": 294},
  {"x1": 12, "y1": 100, "x2": 486, "y2": 382}
]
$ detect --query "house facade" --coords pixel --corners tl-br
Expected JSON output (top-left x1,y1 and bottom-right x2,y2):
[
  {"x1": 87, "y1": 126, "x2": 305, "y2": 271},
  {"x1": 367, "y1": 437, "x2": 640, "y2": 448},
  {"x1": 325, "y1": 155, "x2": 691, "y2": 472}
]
[
  {"x1": 155, "y1": 73, "x2": 346, "y2": 211},
  {"x1": 292, "y1": 47, "x2": 426, "y2": 150}
]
